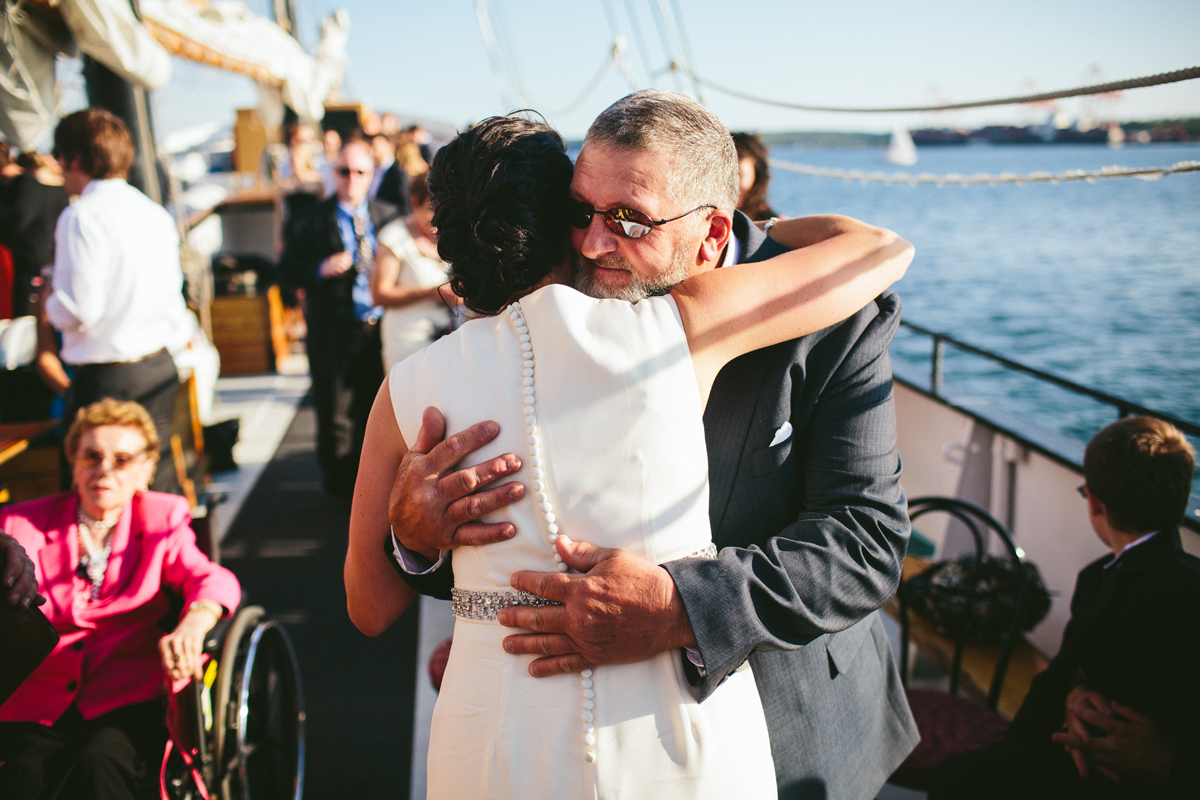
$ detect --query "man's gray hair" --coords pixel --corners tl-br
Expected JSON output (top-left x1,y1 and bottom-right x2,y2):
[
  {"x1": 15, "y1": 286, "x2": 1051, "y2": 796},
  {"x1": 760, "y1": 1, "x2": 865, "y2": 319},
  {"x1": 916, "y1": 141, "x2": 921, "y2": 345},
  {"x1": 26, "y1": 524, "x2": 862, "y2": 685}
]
[{"x1": 584, "y1": 90, "x2": 738, "y2": 212}]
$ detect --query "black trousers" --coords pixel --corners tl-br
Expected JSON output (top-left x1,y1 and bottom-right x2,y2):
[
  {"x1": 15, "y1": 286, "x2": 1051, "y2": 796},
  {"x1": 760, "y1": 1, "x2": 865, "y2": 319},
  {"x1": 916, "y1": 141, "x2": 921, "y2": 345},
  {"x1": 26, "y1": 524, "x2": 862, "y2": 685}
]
[
  {"x1": 308, "y1": 320, "x2": 384, "y2": 498},
  {"x1": 64, "y1": 349, "x2": 181, "y2": 496},
  {"x1": 0, "y1": 701, "x2": 167, "y2": 800},
  {"x1": 929, "y1": 737, "x2": 1164, "y2": 800},
  {"x1": 0, "y1": 367, "x2": 57, "y2": 422}
]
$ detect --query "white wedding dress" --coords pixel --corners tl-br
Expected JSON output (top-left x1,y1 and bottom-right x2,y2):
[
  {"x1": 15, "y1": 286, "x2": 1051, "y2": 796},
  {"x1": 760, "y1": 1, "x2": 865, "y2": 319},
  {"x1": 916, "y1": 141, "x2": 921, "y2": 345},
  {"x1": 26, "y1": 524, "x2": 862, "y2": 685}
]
[{"x1": 389, "y1": 284, "x2": 775, "y2": 799}]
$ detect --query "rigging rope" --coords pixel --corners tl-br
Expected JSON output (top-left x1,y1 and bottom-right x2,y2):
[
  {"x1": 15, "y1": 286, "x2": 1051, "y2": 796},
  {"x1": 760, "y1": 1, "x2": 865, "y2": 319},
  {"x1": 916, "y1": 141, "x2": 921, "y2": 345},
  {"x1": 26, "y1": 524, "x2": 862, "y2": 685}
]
[
  {"x1": 769, "y1": 158, "x2": 1200, "y2": 186},
  {"x1": 686, "y1": 65, "x2": 1200, "y2": 114},
  {"x1": 539, "y1": 44, "x2": 619, "y2": 117}
]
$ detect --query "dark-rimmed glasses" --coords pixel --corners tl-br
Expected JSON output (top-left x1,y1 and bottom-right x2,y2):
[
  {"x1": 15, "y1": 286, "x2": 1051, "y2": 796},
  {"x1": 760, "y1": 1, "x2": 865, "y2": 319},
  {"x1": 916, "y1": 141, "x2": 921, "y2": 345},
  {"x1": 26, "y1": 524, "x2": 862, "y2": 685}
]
[
  {"x1": 77, "y1": 450, "x2": 150, "y2": 472},
  {"x1": 568, "y1": 199, "x2": 716, "y2": 240},
  {"x1": 1076, "y1": 484, "x2": 1088, "y2": 499},
  {"x1": 336, "y1": 167, "x2": 371, "y2": 178}
]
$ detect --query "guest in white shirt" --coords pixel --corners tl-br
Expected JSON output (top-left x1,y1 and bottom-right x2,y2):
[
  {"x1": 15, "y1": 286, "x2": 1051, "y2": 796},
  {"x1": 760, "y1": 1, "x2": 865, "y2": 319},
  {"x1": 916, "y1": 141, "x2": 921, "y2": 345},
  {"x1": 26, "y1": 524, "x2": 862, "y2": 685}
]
[{"x1": 43, "y1": 108, "x2": 188, "y2": 494}]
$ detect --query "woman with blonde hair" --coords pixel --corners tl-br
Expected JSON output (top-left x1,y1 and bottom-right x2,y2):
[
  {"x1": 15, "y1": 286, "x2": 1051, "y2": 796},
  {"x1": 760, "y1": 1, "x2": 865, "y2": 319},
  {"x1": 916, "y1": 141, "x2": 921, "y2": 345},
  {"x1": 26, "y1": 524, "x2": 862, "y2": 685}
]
[{"x1": 0, "y1": 399, "x2": 240, "y2": 800}]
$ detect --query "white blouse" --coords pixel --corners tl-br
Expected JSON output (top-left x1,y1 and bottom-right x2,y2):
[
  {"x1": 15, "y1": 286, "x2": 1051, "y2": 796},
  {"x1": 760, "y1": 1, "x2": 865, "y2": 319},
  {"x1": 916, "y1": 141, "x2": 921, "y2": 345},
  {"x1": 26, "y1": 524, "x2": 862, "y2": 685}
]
[{"x1": 44, "y1": 179, "x2": 190, "y2": 365}]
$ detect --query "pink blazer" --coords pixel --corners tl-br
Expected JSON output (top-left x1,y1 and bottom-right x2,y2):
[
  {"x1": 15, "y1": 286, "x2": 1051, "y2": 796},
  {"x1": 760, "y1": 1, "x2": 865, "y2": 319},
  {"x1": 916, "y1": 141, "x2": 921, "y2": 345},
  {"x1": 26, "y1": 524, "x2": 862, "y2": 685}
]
[{"x1": 0, "y1": 491, "x2": 241, "y2": 725}]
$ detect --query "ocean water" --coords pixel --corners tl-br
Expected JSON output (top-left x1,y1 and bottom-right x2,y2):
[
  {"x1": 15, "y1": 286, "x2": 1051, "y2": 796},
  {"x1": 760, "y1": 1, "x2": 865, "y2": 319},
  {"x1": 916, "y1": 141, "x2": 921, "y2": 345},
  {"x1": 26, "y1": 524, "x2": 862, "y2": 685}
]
[{"x1": 768, "y1": 142, "x2": 1200, "y2": 451}]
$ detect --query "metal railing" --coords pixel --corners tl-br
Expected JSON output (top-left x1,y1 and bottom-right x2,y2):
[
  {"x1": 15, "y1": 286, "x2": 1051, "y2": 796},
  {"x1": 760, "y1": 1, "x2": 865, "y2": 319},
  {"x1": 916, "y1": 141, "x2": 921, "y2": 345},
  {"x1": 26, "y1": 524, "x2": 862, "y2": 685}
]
[{"x1": 899, "y1": 320, "x2": 1200, "y2": 438}]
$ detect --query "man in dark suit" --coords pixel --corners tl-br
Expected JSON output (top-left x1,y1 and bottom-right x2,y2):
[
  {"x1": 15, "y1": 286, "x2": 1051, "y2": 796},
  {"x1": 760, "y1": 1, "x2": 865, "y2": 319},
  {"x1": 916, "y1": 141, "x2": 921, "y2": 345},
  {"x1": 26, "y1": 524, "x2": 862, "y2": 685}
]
[
  {"x1": 931, "y1": 415, "x2": 1199, "y2": 800},
  {"x1": 387, "y1": 91, "x2": 917, "y2": 798},
  {"x1": 280, "y1": 140, "x2": 398, "y2": 502},
  {"x1": 368, "y1": 133, "x2": 410, "y2": 215}
]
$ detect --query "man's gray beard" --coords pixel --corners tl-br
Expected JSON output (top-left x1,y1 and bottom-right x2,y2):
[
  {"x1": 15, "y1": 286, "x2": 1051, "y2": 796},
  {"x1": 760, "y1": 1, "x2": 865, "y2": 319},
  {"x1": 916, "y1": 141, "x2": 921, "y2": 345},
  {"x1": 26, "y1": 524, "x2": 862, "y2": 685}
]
[{"x1": 571, "y1": 248, "x2": 692, "y2": 303}]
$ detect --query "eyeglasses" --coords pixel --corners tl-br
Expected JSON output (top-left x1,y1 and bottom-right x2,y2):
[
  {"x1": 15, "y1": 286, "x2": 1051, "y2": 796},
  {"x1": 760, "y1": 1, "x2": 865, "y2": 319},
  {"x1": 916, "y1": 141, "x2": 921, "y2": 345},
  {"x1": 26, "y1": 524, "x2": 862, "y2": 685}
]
[
  {"x1": 568, "y1": 199, "x2": 716, "y2": 240},
  {"x1": 1076, "y1": 484, "x2": 1089, "y2": 500},
  {"x1": 336, "y1": 167, "x2": 371, "y2": 178},
  {"x1": 77, "y1": 450, "x2": 149, "y2": 472}
]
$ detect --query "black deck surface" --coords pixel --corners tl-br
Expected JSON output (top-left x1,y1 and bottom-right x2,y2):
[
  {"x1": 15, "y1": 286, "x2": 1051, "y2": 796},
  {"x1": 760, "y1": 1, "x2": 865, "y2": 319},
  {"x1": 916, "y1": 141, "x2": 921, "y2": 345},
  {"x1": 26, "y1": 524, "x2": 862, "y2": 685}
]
[{"x1": 218, "y1": 398, "x2": 419, "y2": 799}]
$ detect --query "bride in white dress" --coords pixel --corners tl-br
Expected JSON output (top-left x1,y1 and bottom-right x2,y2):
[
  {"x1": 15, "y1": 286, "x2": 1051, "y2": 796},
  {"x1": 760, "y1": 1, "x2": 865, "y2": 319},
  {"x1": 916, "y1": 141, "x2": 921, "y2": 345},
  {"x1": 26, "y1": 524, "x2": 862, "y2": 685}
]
[{"x1": 345, "y1": 116, "x2": 913, "y2": 799}]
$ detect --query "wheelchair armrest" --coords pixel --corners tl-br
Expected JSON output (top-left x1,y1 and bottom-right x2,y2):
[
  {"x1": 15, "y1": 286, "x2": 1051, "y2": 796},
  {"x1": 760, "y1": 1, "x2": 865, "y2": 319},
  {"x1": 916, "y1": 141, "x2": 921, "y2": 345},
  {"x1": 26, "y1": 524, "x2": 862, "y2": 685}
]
[
  {"x1": 204, "y1": 616, "x2": 235, "y2": 654},
  {"x1": 203, "y1": 595, "x2": 246, "y2": 654}
]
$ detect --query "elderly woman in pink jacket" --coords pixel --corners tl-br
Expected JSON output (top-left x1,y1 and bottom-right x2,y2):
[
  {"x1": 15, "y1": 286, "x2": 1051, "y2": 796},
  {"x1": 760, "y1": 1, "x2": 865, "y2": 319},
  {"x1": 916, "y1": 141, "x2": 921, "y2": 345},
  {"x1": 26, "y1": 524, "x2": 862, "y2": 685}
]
[{"x1": 0, "y1": 399, "x2": 240, "y2": 800}]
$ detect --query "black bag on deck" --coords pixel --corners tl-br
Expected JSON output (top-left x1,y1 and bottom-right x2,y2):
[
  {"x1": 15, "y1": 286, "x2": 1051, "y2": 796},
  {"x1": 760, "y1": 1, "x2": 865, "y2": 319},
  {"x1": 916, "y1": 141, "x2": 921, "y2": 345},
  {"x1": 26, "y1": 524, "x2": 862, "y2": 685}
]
[
  {"x1": 901, "y1": 554, "x2": 1052, "y2": 645},
  {"x1": 203, "y1": 418, "x2": 240, "y2": 473}
]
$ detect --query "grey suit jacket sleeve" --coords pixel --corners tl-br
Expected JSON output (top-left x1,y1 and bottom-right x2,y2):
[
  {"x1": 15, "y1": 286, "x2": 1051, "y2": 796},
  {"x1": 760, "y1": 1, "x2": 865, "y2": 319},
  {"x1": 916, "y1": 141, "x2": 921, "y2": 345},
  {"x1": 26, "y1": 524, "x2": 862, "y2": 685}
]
[{"x1": 663, "y1": 215, "x2": 910, "y2": 700}]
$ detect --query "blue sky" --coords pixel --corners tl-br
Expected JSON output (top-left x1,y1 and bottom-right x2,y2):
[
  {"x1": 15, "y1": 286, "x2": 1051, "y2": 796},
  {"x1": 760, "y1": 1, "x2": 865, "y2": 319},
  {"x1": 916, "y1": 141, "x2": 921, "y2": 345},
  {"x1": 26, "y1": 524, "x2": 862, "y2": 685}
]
[{"x1": 151, "y1": 0, "x2": 1200, "y2": 140}]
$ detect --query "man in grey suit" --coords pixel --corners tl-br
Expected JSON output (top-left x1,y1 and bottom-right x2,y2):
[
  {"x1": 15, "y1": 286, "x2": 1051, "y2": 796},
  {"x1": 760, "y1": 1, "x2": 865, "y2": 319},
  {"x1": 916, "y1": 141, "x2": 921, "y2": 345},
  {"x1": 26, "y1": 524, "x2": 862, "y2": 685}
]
[{"x1": 389, "y1": 91, "x2": 918, "y2": 799}]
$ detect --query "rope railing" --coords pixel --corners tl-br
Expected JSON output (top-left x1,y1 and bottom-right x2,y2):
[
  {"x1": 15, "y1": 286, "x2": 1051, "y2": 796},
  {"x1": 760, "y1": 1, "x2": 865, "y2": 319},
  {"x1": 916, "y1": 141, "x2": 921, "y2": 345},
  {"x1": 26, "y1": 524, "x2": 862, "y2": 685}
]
[
  {"x1": 770, "y1": 159, "x2": 1200, "y2": 186},
  {"x1": 685, "y1": 65, "x2": 1200, "y2": 114}
]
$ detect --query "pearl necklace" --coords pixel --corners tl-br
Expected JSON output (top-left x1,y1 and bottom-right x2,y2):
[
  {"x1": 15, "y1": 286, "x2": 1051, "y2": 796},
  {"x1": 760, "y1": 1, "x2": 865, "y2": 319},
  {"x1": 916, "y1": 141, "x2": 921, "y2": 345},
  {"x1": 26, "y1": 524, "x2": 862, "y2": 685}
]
[
  {"x1": 506, "y1": 301, "x2": 598, "y2": 765},
  {"x1": 76, "y1": 508, "x2": 117, "y2": 601}
]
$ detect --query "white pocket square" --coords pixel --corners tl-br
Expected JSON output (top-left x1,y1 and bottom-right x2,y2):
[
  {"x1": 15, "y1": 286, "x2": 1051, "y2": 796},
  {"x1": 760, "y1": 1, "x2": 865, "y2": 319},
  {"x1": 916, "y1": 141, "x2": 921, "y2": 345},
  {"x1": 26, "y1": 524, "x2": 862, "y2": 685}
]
[{"x1": 769, "y1": 421, "x2": 793, "y2": 447}]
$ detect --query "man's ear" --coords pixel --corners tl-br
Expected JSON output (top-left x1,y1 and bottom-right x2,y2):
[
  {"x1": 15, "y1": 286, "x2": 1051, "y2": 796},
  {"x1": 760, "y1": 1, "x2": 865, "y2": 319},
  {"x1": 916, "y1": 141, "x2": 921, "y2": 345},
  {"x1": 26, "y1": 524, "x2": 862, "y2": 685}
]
[
  {"x1": 1087, "y1": 491, "x2": 1108, "y2": 524},
  {"x1": 697, "y1": 209, "x2": 733, "y2": 266}
]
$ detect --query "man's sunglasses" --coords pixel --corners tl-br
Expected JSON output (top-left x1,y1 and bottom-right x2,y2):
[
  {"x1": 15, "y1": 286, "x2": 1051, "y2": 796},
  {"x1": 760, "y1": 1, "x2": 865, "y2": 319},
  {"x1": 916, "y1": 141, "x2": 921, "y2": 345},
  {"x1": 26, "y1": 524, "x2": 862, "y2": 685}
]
[
  {"x1": 337, "y1": 167, "x2": 371, "y2": 177},
  {"x1": 568, "y1": 199, "x2": 716, "y2": 240}
]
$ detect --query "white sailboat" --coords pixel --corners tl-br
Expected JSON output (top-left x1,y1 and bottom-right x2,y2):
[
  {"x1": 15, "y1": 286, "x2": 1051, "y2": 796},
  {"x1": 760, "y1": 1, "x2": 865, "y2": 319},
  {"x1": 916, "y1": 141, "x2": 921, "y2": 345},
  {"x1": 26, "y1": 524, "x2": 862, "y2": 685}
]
[{"x1": 884, "y1": 125, "x2": 918, "y2": 166}]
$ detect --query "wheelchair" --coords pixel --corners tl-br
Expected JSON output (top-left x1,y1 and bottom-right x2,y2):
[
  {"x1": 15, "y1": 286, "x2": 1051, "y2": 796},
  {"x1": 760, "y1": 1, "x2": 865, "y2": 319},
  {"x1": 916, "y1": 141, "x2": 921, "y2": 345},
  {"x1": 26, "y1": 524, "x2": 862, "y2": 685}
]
[{"x1": 160, "y1": 605, "x2": 305, "y2": 800}]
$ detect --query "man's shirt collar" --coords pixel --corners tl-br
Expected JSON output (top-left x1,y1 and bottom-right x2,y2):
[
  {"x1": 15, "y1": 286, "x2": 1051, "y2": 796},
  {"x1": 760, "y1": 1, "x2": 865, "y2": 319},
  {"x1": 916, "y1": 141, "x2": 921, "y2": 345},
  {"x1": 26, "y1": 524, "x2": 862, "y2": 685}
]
[
  {"x1": 337, "y1": 198, "x2": 368, "y2": 218},
  {"x1": 1105, "y1": 530, "x2": 1160, "y2": 569},
  {"x1": 717, "y1": 231, "x2": 743, "y2": 269}
]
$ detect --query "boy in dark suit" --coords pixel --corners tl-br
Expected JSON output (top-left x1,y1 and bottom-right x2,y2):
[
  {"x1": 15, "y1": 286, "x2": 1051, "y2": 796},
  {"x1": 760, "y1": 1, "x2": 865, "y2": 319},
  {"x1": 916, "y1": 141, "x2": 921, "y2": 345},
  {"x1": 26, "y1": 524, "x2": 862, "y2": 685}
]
[{"x1": 932, "y1": 415, "x2": 1199, "y2": 799}]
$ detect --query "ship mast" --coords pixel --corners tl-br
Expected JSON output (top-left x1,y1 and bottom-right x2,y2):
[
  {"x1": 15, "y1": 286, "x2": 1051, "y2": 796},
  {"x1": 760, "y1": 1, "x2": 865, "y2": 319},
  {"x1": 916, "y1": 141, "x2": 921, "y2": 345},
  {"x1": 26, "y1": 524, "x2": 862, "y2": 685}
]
[{"x1": 82, "y1": 0, "x2": 162, "y2": 203}]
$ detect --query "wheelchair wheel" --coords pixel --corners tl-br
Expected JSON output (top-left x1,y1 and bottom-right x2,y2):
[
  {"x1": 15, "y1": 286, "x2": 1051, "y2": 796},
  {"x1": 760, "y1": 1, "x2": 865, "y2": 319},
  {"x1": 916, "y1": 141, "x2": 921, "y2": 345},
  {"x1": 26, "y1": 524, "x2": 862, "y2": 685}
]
[{"x1": 211, "y1": 610, "x2": 305, "y2": 800}]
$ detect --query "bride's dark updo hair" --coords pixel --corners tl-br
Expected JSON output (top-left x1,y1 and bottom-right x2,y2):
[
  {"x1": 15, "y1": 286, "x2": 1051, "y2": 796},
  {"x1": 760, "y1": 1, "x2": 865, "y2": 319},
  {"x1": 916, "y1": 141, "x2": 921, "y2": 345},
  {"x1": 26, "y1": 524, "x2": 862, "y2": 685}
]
[{"x1": 429, "y1": 115, "x2": 574, "y2": 315}]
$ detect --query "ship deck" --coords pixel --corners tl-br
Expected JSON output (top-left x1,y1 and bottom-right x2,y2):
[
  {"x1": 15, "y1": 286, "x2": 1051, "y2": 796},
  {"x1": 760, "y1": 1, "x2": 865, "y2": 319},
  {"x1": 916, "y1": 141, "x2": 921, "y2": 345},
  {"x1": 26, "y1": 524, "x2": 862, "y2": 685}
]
[{"x1": 209, "y1": 384, "x2": 460, "y2": 798}]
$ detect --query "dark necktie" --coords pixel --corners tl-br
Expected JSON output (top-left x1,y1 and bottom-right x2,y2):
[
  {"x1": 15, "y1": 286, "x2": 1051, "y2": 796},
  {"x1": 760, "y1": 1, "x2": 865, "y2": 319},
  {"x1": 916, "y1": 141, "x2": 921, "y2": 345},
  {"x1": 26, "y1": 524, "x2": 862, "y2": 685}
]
[{"x1": 352, "y1": 213, "x2": 373, "y2": 274}]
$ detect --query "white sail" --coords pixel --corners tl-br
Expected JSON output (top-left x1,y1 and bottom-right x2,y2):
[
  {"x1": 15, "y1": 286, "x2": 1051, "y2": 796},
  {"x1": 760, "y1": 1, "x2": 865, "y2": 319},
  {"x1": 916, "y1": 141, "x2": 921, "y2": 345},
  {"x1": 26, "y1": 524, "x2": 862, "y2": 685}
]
[{"x1": 884, "y1": 125, "x2": 918, "y2": 166}]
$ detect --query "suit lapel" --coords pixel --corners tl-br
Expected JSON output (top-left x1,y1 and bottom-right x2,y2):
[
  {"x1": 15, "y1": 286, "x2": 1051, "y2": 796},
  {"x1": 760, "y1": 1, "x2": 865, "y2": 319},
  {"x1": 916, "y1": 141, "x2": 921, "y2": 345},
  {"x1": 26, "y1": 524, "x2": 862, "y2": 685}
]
[
  {"x1": 100, "y1": 499, "x2": 137, "y2": 599},
  {"x1": 705, "y1": 350, "x2": 771, "y2": 539},
  {"x1": 704, "y1": 211, "x2": 789, "y2": 537},
  {"x1": 324, "y1": 198, "x2": 344, "y2": 254},
  {"x1": 37, "y1": 495, "x2": 80, "y2": 624}
]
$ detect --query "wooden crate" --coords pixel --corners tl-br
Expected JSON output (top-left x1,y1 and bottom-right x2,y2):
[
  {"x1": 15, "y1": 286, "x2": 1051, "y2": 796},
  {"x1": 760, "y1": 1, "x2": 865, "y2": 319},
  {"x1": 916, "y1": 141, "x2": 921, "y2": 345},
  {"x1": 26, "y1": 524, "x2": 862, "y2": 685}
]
[
  {"x1": 233, "y1": 108, "x2": 276, "y2": 176},
  {"x1": 210, "y1": 286, "x2": 289, "y2": 375}
]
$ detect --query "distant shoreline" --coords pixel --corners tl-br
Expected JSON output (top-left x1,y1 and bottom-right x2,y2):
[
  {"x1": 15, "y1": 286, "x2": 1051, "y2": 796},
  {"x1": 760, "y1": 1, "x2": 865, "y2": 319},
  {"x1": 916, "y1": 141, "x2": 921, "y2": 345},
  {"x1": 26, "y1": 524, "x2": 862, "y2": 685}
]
[
  {"x1": 564, "y1": 117, "x2": 1198, "y2": 150},
  {"x1": 756, "y1": 117, "x2": 1200, "y2": 149}
]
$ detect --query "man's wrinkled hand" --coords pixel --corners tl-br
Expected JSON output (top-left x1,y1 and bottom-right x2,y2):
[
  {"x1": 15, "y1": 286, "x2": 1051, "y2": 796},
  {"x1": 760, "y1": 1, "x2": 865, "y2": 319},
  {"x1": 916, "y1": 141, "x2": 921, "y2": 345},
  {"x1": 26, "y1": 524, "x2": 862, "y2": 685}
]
[
  {"x1": 388, "y1": 407, "x2": 525, "y2": 561},
  {"x1": 2, "y1": 530, "x2": 45, "y2": 609},
  {"x1": 498, "y1": 535, "x2": 695, "y2": 677},
  {"x1": 1052, "y1": 699, "x2": 1177, "y2": 784}
]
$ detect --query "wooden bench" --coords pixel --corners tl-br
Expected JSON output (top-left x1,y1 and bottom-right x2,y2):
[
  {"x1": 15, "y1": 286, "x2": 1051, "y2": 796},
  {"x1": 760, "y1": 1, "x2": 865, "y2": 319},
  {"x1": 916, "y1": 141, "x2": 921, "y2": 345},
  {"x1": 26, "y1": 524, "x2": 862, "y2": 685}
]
[
  {"x1": 887, "y1": 556, "x2": 1050, "y2": 719},
  {"x1": 0, "y1": 420, "x2": 61, "y2": 504}
]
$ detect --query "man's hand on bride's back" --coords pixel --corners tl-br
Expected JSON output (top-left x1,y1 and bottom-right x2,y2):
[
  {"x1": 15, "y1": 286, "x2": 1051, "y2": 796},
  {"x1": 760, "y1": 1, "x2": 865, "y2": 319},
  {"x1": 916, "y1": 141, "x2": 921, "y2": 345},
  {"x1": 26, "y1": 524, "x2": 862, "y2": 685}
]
[
  {"x1": 499, "y1": 536, "x2": 697, "y2": 677},
  {"x1": 389, "y1": 407, "x2": 526, "y2": 560}
]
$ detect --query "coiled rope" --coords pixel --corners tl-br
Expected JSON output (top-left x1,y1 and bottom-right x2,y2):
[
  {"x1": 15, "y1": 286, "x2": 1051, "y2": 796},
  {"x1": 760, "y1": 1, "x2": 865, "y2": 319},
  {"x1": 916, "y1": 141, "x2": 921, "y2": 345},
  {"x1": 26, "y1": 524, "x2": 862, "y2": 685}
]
[
  {"x1": 685, "y1": 65, "x2": 1200, "y2": 114},
  {"x1": 770, "y1": 159, "x2": 1200, "y2": 186}
]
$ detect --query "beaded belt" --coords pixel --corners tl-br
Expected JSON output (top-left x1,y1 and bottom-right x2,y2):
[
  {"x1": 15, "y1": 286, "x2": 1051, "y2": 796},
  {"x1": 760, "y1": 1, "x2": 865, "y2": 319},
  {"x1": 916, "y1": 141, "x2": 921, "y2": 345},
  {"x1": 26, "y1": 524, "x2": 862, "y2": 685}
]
[
  {"x1": 450, "y1": 545, "x2": 719, "y2": 621},
  {"x1": 451, "y1": 589, "x2": 563, "y2": 621}
]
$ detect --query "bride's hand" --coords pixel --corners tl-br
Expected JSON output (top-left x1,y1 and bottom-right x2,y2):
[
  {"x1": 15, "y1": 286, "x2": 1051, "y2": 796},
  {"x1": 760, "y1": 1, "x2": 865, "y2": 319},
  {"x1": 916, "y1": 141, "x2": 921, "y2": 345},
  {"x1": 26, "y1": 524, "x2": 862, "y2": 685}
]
[{"x1": 499, "y1": 536, "x2": 695, "y2": 677}]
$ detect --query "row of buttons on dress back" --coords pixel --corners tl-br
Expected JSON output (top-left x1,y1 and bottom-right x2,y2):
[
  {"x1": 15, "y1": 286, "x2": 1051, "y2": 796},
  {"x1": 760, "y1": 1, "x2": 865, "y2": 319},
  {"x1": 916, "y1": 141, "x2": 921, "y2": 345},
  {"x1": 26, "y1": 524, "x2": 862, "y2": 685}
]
[{"x1": 507, "y1": 302, "x2": 597, "y2": 765}]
